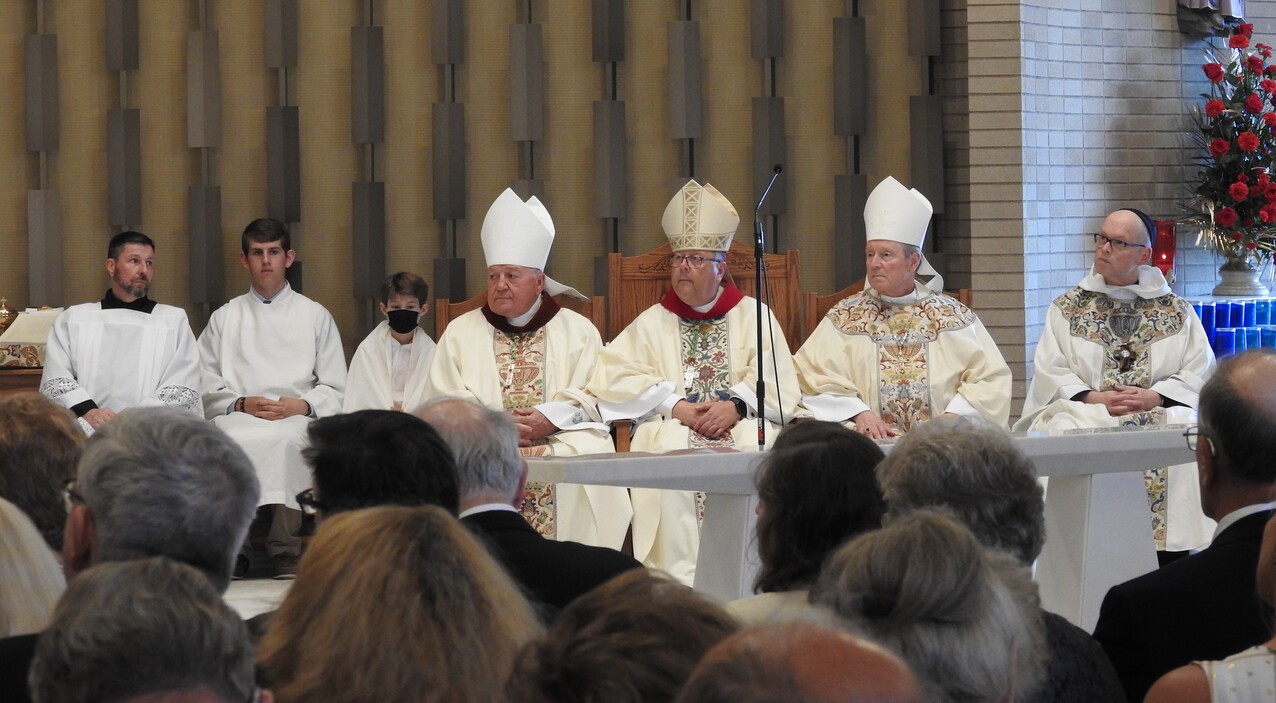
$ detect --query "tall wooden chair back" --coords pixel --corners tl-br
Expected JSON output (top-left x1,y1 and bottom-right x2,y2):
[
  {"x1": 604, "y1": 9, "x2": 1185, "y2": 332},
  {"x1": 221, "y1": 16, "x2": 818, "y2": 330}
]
[
  {"x1": 605, "y1": 241, "x2": 802, "y2": 351},
  {"x1": 434, "y1": 290, "x2": 607, "y2": 339},
  {"x1": 802, "y1": 280, "x2": 974, "y2": 341}
]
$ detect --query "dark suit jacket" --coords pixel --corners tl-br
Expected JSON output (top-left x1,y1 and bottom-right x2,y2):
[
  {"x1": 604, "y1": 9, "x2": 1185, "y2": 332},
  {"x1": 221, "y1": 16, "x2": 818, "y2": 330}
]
[
  {"x1": 0, "y1": 633, "x2": 38, "y2": 703},
  {"x1": 461, "y1": 509, "x2": 642, "y2": 616},
  {"x1": 1092, "y1": 508, "x2": 1274, "y2": 703}
]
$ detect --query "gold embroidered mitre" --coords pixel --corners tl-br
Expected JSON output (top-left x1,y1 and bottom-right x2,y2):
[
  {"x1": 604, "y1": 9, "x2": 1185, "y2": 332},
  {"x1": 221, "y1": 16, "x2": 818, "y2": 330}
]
[{"x1": 662, "y1": 180, "x2": 740, "y2": 253}]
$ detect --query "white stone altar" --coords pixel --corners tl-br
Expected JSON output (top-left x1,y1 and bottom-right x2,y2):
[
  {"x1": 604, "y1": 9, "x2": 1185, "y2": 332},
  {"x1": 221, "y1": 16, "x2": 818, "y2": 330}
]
[{"x1": 527, "y1": 425, "x2": 1197, "y2": 632}]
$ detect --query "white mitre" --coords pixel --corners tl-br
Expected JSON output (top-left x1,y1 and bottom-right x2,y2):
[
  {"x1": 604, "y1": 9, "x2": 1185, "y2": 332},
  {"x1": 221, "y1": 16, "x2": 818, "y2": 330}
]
[
  {"x1": 480, "y1": 188, "x2": 584, "y2": 300},
  {"x1": 864, "y1": 176, "x2": 944, "y2": 293},
  {"x1": 662, "y1": 180, "x2": 740, "y2": 253}
]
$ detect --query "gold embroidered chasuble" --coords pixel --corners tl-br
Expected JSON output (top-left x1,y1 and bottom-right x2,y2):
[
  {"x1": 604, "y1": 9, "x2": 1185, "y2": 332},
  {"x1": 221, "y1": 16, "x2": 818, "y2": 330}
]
[{"x1": 680, "y1": 317, "x2": 735, "y2": 448}]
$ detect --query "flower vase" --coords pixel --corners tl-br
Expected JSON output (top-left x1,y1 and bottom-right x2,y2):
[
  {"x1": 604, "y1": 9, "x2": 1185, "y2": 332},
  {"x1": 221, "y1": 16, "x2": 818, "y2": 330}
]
[{"x1": 1213, "y1": 253, "x2": 1270, "y2": 296}]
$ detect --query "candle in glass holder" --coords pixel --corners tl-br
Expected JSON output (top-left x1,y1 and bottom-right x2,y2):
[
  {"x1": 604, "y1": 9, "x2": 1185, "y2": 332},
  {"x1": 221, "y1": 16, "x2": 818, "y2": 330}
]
[
  {"x1": 1215, "y1": 328, "x2": 1237, "y2": 357},
  {"x1": 1152, "y1": 220, "x2": 1176, "y2": 277}
]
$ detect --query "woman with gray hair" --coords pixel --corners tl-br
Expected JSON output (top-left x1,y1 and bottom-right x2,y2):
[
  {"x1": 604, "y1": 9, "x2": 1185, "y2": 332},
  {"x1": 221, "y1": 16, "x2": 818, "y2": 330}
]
[{"x1": 811, "y1": 509, "x2": 1047, "y2": 703}]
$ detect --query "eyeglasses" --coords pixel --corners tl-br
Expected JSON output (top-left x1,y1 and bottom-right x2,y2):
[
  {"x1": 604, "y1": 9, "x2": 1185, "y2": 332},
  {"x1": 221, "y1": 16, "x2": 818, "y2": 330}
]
[
  {"x1": 670, "y1": 254, "x2": 723, "y2": 270},
  {"x1": 1094, "y1": 233, "x2": 1148, "y2": 250},
  {"x1": 62, "y1": 479, "x2": 85, "y2": 512},
  {"x1": 295, "y1": 488, "x2": 326, "y2": 516},
  {"x1": 1184, "y1": 425, "x2": 1207, "y2": 452}
]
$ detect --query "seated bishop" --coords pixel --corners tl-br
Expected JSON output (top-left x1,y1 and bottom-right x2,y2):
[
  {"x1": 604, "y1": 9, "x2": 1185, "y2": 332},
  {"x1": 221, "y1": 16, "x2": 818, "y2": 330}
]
[
  {"x1": 424, "y1": 188, "x2": 632, "y2": 551},
  {"x1": 198, "y1": 218, "x2": 347, "y2": 577},
  {"x1": 795, "y1": 176, "x2": 1011, "y2": 438},
  {"x1": 41, "y1": 231, "x2": 202, "y2": 435},
  {"x1": 587, "y1": 179, "x2": 802, "y2": 585}
]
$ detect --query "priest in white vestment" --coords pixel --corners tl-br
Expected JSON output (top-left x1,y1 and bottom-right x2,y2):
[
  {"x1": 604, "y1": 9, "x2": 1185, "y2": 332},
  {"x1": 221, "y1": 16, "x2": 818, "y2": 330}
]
[
  {"x1": 1015, "y1": 208, "x2": 1216, "y2": 551},
  {"x1": 423, "y1": 189, "x2": 631, "y2": 551},
  {"x1": 41, "y1": 231, "x2": 202, "y2": 435},
  {"x1": 588, "y1": 180, "x2": 803, "y2": 584},
  {"x1": 198, "y1": 218, "x2": 346, "y2": 575},
  {"x1": 343, "y1": 271, "x2": 437, "y2": 413},
  {"x1": 796, "y1": 176, "x2": 1011, "y2": 438}
]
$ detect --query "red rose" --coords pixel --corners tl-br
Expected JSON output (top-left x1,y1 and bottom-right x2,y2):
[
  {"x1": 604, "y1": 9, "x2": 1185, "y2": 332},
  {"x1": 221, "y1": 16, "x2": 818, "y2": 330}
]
[
  {"x1": 1268, "y1": 65, "x2": 1276, "y2": 78},
  {"x1": 1233, "y1": 231, "x2": 1245, "y2": 240},
  {"x1": 1232, "y1": 34, "x2": 1251, "y2": 49},
  {"x1": 1250, "y1": 55, "x2": 1265, "y2": 73},
  {"x1": 1218, "y1": 207, "x2": 1240, "y2": 227},
  {"x1": 1245, "y1": 217, "x2": 1255, "y2": 227},
  {"x1": 1239, "y1": 173, "x2": 1251, "y2": 183},
  {"x1": 1239, "y1": 131, "x2": 1261, "y2": 151},
  {"x1": 1206, "y1": 98, "x2": 1226, "y2": 116},
  {"x1": 1265, "y1": 112, "x2": 1276, "y2": 127},
  {"x1": 1266, "y1": 183, "x2": 1276, "y2": 200},
  {"x1": 1262, "y1": 207, "x2": 1275, "y2": 223},
  {"x1": 1264, "y1": 80, "x2": 1276, "y2": 93},
  {"x1": 1260, "y1": 171, "x2": 1272, "y2": 185},
  {"x1": 1211, "y1": 137, "x2": 1231, "y2": 155},
  {"x1": 1265, "y1": 47, "x2": 1274, "y2": 59},
  {"x1": 1232, "y1": 182, "x2": 1251, "y2": 201},
  {"x1": 1247, "y1": 93, "x2": 1264, "y2": 113},
  {"x1": 1240, "y1": 23, "x2": 1254, "y2": 38},
  {"x1": 1205, "y1": 63, "x2": 1226, "y2": 82},
  {"x1": 1249, "y1": 241, "x2": 1259, "y2": 249}
]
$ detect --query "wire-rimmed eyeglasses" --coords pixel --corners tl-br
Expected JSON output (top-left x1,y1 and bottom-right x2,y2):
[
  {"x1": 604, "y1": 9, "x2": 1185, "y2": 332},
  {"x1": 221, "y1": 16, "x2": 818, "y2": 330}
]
[
  {"x1": 1094, "y1": 233, "x2": 1148, "y2": 251},
  {"x1": 670, "y1": 253, "x2": 724, "y2": 270}
]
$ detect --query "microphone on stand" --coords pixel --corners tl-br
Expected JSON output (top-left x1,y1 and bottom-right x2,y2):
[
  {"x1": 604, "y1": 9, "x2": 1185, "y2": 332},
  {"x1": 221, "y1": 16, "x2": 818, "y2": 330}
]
[{"x1": 753, "y1": 164, "x2": 783, "y2": 450}]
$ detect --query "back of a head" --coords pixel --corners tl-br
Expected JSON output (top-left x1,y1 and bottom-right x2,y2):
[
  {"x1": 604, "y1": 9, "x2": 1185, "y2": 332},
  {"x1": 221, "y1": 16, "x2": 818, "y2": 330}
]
[
  {"x1": 1198, "y1": 349, "x2": 1276, "y2": 486},
  {"x1": 811, "y1": 510, "x2": 1046, "y2": 703},
  {"x1": 259, "y1": 504, "x2": 542, "y2": 703},
  {"x1": 0, "y1": 498, "x2": 65, "y2": 637},
  {"x1": 755, "y1": 422, "x2": 885, "y2": 592},
  {"x1": 876, "y1": 417, "x2": 1045, "y2": 564},
  {"x1": 675, "y1": 622, "x2": 924, "y2": 703},
  {"x1": 415, "y1": 398, "x2": 523, "y2": 501},
  {"x1": 304, "y1": 410, "x2": 459, "y2": 514},
  {"x1": 30, "y1": 557, "x2": 256, "y2": 703},
  {"x1": 0, "y1": 393, "x2": 83, "y2": 552},
  {"x1": 78, "y1": 408, "x2": 259, "y2": 592},
  {"x1": 510, "y1": 569, "x2": 740, "y2": 703}
]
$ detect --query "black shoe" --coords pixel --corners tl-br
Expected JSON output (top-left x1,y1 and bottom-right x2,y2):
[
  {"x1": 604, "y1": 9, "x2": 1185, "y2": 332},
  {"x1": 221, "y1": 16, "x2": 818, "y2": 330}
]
[
  {"x1": 232, "y1": 554, "x2": 250, "y2": 581},
  {"x1": 272, "y1": 553, "x2": 299, "y2": 580}
]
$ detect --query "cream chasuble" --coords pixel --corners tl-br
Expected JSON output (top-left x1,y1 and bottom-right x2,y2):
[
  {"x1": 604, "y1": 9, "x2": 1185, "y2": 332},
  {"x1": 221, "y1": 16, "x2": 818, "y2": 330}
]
[{"x1": 343, "y1": 322, "x2": 437, "y2": 413}]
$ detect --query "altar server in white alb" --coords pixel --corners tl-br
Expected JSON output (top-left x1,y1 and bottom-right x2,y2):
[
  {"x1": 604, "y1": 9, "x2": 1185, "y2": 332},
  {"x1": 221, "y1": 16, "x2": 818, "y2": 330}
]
[
  {"x1": 795, "y1": 176, "x2": 1011, "y2": 438},
  {"x1": 1016, "y1": 208, "x2": 1215, "y2": 550},
  {"x1": 343, "y1": 271, "x2": 436, "y2": 412},
  {"x1": 587, "y1": 179, "x2": 802, "y2": 584},
  {"x1": 198, "y1": 218, "x2": 346, "y2": 576},
  {"x1": 41, "y1": 231, "x2": 202, "y2": 434},
  {"x1": 424, "y1": 188, "x2": 631, "y2": 550}
]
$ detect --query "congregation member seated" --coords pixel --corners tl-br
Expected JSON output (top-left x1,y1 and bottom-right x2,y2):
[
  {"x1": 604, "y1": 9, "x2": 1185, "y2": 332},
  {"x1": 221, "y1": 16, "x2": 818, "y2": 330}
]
[
  {"x1": 876, "y1": 417, "x2": 1124, "y2": 703},
  {"x1": 199, "y1": 218, "x2": 346, "y2": 578},
  {"x1": 796, "y1": 176, "x2": 1010, "y2": 438},
  {"x1": 0, "y1": 499, "x2": 63, "y2": 638},
  {"x1": 416, "y1": 398, "x2": 641, "y2": 619},
  {"x1": 1093, "y1": 350, "x2": 1276, "y2": 703},
  {"x1": 673, "y1": 621, "x2": 924, "y2": 703},
  {"x1": 424, "y1": 188, "x2": 630, "y2": 551},
  {"x1": 257, "y1": 505, "x2": 542, "y2": 703},
  {"x1": 811, "y1": 510, "x2": 1047, "y2": 703},
  {"x1": 29, "y1": 558, "x2": 265, "y2": 703},
  {"x1": 509, "y1": 569, "x2": 739, "y2": 703},
  {"x1": 40, "y1": 230, "x2": 202, "y2": 433},
  {"x1": 726, "y1": 420, "x2": 885, "y2": 625},
  {"x1": 587, "y1": 179, "x2": 802, "y2": 583},
  {"x1": 342, "y1": 271, "x2": 436, "y2": 412},
  {"x1": 1146, "y1": 509, "x2": 1276, "y2": 703},
  {"x1": 0, "y1": 393, "x2": 82, "y2": 554},
  {"x1": 0, "y1": 407, "x2": 259, "y2": 703},
  {"x1": 1017, "y1": 208, "x2": 1215, "y2": 554}
]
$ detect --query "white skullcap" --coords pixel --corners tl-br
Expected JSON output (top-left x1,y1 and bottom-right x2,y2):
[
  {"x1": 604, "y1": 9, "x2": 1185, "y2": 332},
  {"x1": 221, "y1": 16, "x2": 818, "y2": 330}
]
[
  {"x1": 480, "y1": 188, "x2": 584, "y2": 299},
  {"x1": 662, "y1": 180, "x2": 740, "y2": 253}
]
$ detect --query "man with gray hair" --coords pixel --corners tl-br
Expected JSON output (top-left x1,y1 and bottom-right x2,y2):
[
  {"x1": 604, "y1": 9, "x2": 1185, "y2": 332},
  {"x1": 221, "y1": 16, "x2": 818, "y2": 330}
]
[
  {"x1": 0, "y1": 407, "x2": 260, "y2": 702},
  {"x1": 29, "y1": 557, "x2": 266, "y2": 703},
  {"x1": 416, "y1": 397, "x2": 639, "y2": 615},
  {"x1": 876, "y1": 416, "x2": 1124, "y2": 703}
]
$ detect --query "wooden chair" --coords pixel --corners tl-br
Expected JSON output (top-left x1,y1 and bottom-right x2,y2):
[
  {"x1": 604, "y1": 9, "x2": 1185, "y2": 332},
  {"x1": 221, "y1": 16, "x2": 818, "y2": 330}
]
[
  {"x1": 605, "y1": 241, "x2": 802, "y2": 351},
  {"x1": 802, "y1": 280, "x2": 974, "y2": 341},
  {"x1": 434, "y1": 290, "x2": 607, "y2": 339}
]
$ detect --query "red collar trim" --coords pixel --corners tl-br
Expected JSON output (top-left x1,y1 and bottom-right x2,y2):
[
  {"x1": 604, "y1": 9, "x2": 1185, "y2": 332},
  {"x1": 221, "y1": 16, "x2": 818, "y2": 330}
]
[
  {"x1": 481, "y1": 292, "x2": 560, "y2": 334},
  {"x1": 660, "y1": 281, "x2": 745, "y2": 320}
]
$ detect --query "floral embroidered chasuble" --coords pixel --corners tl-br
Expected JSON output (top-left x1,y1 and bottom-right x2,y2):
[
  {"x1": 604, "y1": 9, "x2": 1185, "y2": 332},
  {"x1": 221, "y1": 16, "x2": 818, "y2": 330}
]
[
  {"x1": 1056, "y1": 288, "x2": 1187, "y2": 545},
  {"x1": 680, "y1": 317, "x2": 735, "y2": 449},
  {"x1": 826, "y1": 291, "x2": 977, "y2": 435},
  {"x1": 494, "y1": 328, "x2": 556, "y2": 537}
]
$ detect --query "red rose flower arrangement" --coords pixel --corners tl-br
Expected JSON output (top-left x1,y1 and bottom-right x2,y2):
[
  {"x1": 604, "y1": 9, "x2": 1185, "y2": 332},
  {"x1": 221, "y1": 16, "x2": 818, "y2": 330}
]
[{"x1": 1187, "y1": 23, "x2": 1276, "y2": 258}]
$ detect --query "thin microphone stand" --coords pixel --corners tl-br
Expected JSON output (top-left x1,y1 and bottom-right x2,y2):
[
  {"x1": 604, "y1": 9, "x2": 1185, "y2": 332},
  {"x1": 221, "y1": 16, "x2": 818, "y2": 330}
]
[{"x1": 753, "y1": 164, "x2": 782, "y2": 450}]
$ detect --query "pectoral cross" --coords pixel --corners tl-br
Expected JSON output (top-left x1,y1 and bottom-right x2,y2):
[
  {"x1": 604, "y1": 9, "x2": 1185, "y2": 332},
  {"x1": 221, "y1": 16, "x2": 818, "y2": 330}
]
[{"x1": 502, "y1": 362, "x2": 517, "y2": 388}]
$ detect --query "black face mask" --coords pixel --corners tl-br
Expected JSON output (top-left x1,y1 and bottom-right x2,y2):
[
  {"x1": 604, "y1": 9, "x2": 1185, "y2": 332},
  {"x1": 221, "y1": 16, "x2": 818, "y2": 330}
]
[{"x1": 386, "y1": 309, "x2": 420, "y2": 334}]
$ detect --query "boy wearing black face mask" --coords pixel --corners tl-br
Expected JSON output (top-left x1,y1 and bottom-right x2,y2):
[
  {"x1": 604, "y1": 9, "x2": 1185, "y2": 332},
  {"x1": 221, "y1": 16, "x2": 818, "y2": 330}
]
[{"x1": 343, "y1": 272, "x2": 437, "y2": 412}]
